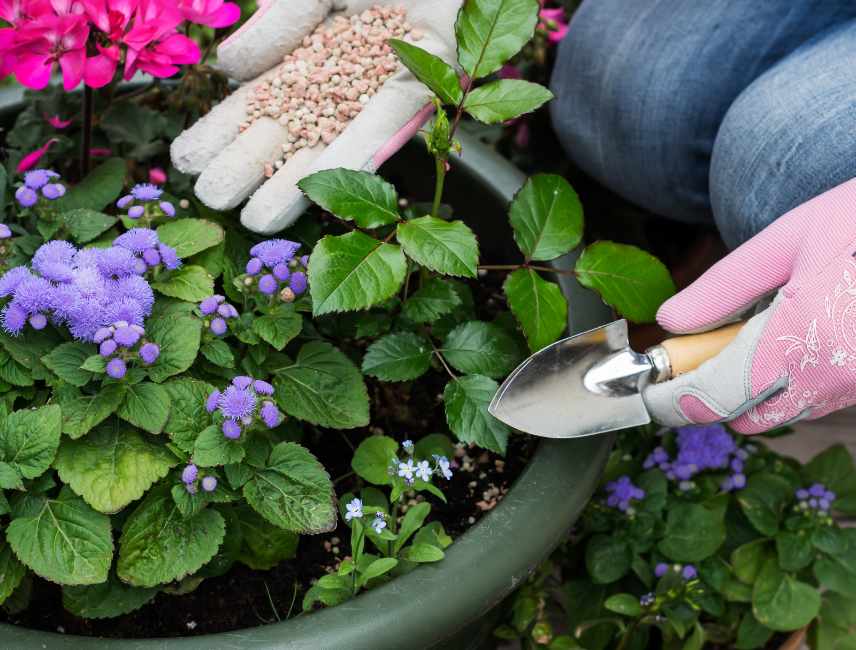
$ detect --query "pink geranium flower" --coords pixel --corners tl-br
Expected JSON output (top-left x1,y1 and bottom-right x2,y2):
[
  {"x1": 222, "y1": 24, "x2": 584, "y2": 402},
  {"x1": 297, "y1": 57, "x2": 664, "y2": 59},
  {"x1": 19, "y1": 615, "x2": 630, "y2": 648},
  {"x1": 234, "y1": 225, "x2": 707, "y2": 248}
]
[
  {"x1": 81, "y1": 0, "x2": 136, "y2": 87},
  {"x1": 148, "y1": 167, "x2": 167, "y2": 184},
  {"x1": 539, "y1": 6, "x2": 569, "y2": 44},
  {"x1": 13, "y1": 13, "x2": 89, "y2": 90},
  {"x1": 178, "y1": 0, "x2": 239, "y2": 28},
  {"x1": 123, "y1": 0, "x2": 200, "y2": 79}
]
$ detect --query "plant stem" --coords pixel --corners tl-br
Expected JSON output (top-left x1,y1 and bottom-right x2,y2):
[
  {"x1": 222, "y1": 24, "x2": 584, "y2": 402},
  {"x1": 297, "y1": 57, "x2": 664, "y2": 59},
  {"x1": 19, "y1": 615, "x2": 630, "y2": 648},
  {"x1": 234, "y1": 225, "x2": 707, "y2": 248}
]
[
  {"x1": 478, "y1": 263, "x2": 577, "y2": 276},
  {"x1": 431, "y1": 155, "x2": 446, "y2": 219},
  {"x1": 81, "y1": 85, "x2": 94, "y2": 178}
]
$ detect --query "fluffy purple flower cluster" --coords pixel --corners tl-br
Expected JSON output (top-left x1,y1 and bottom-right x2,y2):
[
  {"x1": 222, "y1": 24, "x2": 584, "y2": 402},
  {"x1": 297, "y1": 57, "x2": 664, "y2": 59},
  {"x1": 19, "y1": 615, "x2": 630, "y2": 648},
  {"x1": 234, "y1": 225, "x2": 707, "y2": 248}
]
[
  {"x1": 117, "y1": 184, "x2": 176, "y2": 221},
  {"x1": 0, "y1": 224, "x2": 11, "y2": 239},
  {"x1": 644, "y1": 424, "x2": 749, "y2": 492},
  {"x1": 180, "y1": 463, "x2": 217, "y2": 495},
  {"x1": 655, "y1": 562, "x2": 697, "y2": 581},
  {"x1": 15, "y1": 169, "x2": 66, "y2": 208},
  {"x1": 205, "y1": 376, "x2": 283, "y2": 439},
  {"x1": 244, "y1": 239, "x2": 308, "y2": 302},
  {"x1": 0, "y1": 239, "x2": 157, "y2": 340},
  {"x1": 605, "y1": 475, "x2": 646, "y2": 512},
  {"x1": 199, "y1": 295, "x2": 239, "y2": 336},
  {"x1": 114, "y1": 228, "x2": 181, "y2": 273},
  {"x1": 94, "y1": 321, "x2": 159, "y2": 379},
  {"x1": 796, "y1": 483, "x2": 836, "y2": 513}
]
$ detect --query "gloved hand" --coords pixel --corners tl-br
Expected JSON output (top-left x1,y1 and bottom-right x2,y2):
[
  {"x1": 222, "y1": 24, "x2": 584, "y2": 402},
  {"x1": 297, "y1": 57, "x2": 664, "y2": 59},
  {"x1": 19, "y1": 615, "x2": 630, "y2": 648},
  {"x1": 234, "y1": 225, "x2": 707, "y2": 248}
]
[
  {"x1": 170, "y1": 0, "x2": 460, "y2": 234},
  {"x1": 643, "y1": 178, "x2": 856, "y2": 434}
]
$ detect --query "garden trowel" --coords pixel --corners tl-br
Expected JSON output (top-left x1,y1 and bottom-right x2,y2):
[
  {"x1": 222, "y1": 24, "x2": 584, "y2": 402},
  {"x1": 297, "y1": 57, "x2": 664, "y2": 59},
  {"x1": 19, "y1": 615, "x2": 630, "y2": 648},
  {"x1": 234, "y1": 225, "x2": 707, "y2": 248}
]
[{"x1": 488, "y1": 319, "x2": 744, "y2": 439}]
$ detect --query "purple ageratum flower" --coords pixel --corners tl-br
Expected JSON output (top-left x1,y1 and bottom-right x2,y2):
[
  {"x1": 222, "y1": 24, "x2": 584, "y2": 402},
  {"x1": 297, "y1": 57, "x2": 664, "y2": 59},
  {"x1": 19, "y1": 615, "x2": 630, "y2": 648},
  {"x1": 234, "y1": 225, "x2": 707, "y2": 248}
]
[
  {"x1": 115, "y1": 228, "x2": 159, "y2": 254},
  {"x1": 654, "y1": 563, "x2": 669, "y2": 578},
  {"x1": 29, "y1": 313, "x2": 47, "y2": 329},
  {"x1": 200, "y1": 295, "x2": 225, "y2": 315},
  {"x1": 246, "y1": 258, "x2": 262, "y2": 276},
  {"x1": 682, "y1": 565, "x2": 697, "y2": 580},
  {"x1": 217, "y1": 303, "x2": 238, "y2": 319},
  {"x1": 249, "y1": 239, "x2": 301, "y2": 269},
  {"x1": 96, "y1": 247, "x2": 139, "y2": 279},
  {"x1": 93, "y1": 327, "x2": 113, "y2": 343},
  {"x1": 300, "y1": 255, "x2": 309, "y2": 267},
  {"x1": 100, "y1": 338, "x2": 118, "y2": 357},
  {"x1": 273, "y1": 263, "x2": 290, "y2": 282},
  {"x1": 131, "y1": 183, "x2": 163, "y2": 202},
  {"x1": 218, "y1": 385, "x2": 257, "y2": 419},
  {"x1": 640, "y1": 593, "x2": 655, "y2": 608},
  {"x1": 106, "y1": 357, "x2": 127, "y2": 379},
  {"x1": 344, "y1": 498, "x2": 363, "y2": 521},
  {"x1": 142, "y1": 249, "x2": 160, "y2": 267},
  {"x1": 605, "y1": 476, "x2": 646, "y2": 512},
  {"x1": 41, "y1": 183, "x2": 65, "y2": 200},
  {"x1": 222, "y1": 419, "x2": 241, "y2": 439},
  {"x1": 128, "y1": 205, "x2": 145, "y2": 219},
  {"x1": 114, "y1": 325, "x2": 141, "y2": 347},
  {"x1": 258, "y1": 274, "x2": 277, "y2": 295},
  {"x1": 0, "y1": 267, "x2": 32, "y2": 298},
  {"x1": 808, "y1": 483, "x2": 827, "y2": 498},
  {"x1": 14, "y1": 186, "x2": 38, "y2": 208},
  {"x1": 139, "y1": 343, "x2": 160, "y2": 365},
  {"x1": 117, "y1": 195, "x2": 134, "y2": 209},
  {"x1": 210, "y1": 317, "x2": 227, "y2": 336},
  {"x1": 32, "y1": 240, "x2": 77, "y2": 283},
  {"x1": 111, "y1": 276, "x2": 155, "y2": 316},
  {"x1": 158, "y1": 244, "x2": 181, "y2": 270},
  {"x1": 260, "y1": 401, "x2": 282, "y2": 428},
  {"x1": 232, "y1": 376, "x2": 253, "y2": 390},
  {"x1": 24, "y1": 169, "x2": 59, "y2": 190},
  {"x1": 0, "y1": 224, "x2": 11, "y2": 239},
  {"x1": 1, "y1": 303, "x2": 27, "y2": 334},
  {"x1": 206, "y1": 389, "x2": 221, "y2": 413},
  {"x1": 253, "y1": 380, "x2": 274, "y2": 395},
  {"x1": 290, "y1": 271, "x2": 307, "y2": 295},
  {"x1": 159, "y1": 201, "x2": 176, "y2": 217},
  {"x1": 181, "y1": 464, "x2": 198, "y2": 484},
  {"x1": 201, "y1": 476, "x2": 217, "y2": 492}
]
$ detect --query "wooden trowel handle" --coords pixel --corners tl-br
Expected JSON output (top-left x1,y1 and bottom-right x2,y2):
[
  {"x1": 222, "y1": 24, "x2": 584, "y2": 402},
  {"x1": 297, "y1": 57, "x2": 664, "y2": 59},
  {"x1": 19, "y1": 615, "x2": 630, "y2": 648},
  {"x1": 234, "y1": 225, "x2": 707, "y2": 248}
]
[{"x1": 649, "y1": 321, "x2": 746, "y2": 380}]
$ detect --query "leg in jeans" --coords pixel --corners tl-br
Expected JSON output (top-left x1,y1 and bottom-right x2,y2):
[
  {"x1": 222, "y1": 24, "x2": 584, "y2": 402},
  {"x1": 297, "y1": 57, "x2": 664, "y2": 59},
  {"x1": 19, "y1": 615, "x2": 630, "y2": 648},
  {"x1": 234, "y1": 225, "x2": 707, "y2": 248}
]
[{"x1": 550, "y1": 0, "x2": 856, "y2": 236}]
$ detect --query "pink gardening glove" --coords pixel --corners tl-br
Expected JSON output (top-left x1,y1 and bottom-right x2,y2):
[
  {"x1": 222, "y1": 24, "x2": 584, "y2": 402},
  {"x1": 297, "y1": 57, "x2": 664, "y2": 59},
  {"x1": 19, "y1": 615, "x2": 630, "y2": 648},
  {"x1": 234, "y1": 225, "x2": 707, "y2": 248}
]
[{"x1": 643, "y1": 178, "x2": 856, "y2": 434}]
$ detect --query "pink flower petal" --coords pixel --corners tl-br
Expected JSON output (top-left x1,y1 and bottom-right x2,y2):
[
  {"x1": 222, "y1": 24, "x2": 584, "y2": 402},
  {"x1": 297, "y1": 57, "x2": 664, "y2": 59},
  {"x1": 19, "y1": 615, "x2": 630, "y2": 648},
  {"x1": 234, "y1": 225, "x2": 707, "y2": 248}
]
[
  {"x1": 47, "y1": 114, "x2": 72, "y2": 129},
  {"x1": 90, "y1": 148, "x2": 112, "y2": 157},
  {"x1": 17, "y1": 138, "x2": 58, "y2": 173},
  {"x1": 59, "y1": 48, "x2": 86, "y2": 90},
  {"x1": 149, "y1": 167, "x2": 167, "y2": 184},
  {"x1": 84, "y1": 52, "x2": 118, "y2": 88},
  {"x1": 14, "y1": 53, "x2": 54, "y2": 90}
]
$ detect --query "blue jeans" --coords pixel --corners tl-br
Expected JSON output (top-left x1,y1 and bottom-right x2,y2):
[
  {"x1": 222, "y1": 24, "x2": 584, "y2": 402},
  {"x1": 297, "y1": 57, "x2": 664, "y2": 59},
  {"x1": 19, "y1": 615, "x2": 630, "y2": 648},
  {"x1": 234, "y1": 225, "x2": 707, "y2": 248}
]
[{"x1": 550, "y1": 1, "x2": 856, "y2": 248}]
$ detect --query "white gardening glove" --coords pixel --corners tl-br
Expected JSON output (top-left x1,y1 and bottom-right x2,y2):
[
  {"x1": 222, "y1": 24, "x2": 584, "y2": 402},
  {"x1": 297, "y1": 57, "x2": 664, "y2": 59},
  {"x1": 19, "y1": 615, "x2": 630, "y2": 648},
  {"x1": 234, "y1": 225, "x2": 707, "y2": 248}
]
[{"x1": 170, "y1": 0, "x2": 460, "y2": 234}]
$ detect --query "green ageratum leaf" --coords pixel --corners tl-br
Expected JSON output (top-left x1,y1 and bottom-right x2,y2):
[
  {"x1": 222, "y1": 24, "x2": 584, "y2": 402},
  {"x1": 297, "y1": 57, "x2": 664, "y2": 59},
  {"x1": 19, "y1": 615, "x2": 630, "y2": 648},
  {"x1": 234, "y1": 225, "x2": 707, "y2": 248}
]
[
  {"x1": 235, "y1": 505, "x2": 298, "y2": 570},
  {"x1": 752, "y1": 559, "x2": 820, "y2": 632},
  {"x1": 586, "y1": 534, "x2": 632, "y2": 584},
  {"x1": 117, "y1": 382, "x2": 170, "y2": 434},
  {"x1": 63, "y1": 573, "x2": 158, "y2": 619},
  {"x1": 146, "y1": 314, "x2": 202, "y2": 383},
  {"x1": 776, "y1": 530, "x2": 814, "y2": 572},
  {"x1": 0, "y1": 404, "x2": 61, "y2": 479},
  {"x1": 575, "y1": 241, "x2": 676, "y2": 323},
  {"x1": 0, "y1": 348, "x2": 32, "y2": 387},
  {"x1": 56, "y1": 158, "x2": 125, "y2": 212},
  {"x1": 508, "y1": 174, "x2": 583, "y2": 261},
  {"x1": 55, "y1": 383, "x2": 125, "y2": 439},
  {"x1": 401, "y1": 277, "x2": 462, "y2": 323},
  {"x1": 441, "y1": 321, "x2": 522, "y2": 378},
  {"x1": 192, "y1": 424, "x2": 246, "y2": 467},
  {"x1": 397, "y1": 217, "x2": 479, "y2": 278},
  {"x1": 0, "y1": 534, "x2": 26, "y2": 605},
  {"x1": 813, "y1": 529, "x2": 856, "y2": 598},
  {"x1": 81, "y1": 355, "x2": 107, "y2": 373},
  {"x1": 604, "y1": 593, "x2": 643, "y2": 617},
  {"x1": 42, "y1": 342, "x2": 96, "y2": 387},
  {"x1": 658, "y1": 502, "x2": 726, "y2": 562},
  {"x1": 200, "y1": 339, "x2": 234, "y2": 368},
  {"x1": 298, "y1": 169, "x2": 400, "y2": 229},
  {"x1": 151, "y1": 265, "x2": 214, "y2": 302},
  {"x1": 737, "y1": 474, "x2": 793, "y2": 536},
  {"x1": 802, "y1": 444, "x2": 856, "y2": 513},
  {"x1": 503, "y1": 269, "x2": 567, "y2": 352},
  {"x1": 156, "y1": 218, "x2": 224, "y2": 258},
  {"x1": 0, "y1": 328, "x2": 61, "y2": 380},
  {"x1": 274, "y1": 341, "x2": 369, "y2": 429},
  {"x1": 456, "y1": 0, "x2": 539, "y2": 79},
  {"x1": 387, "y1": 39, "x2": 463, "y2": 105},
  {"x1": 252, "y1": 304, "x2": 302, "y2": 351},
  {"x1": 443, "y1": 375, "x2": 509, "y2": 454},
  {"x1": 735, "y1": 612, "x2": 774, "y2": 650},
  {"x1": 731, "y1": 539, "x2": 770, "y2": 584},
  {"x1": 117, "y1": 485, "x2": 225, "y2": 588},
  {"x1": 243, "y1": 442, "x2": 336, "y2": 534},
  {"x1": 54, "y1": 421, "x2": 177, "y2": 514},
  {"x1": 309, "y1": 231, "x2": 407, "y2": 315},
  {"x1": 351, "y1": 436, "x2": 398, "y2": 485},
  {"x1": 62, "y1": 209, "x2": 118, "y2": 244},
  {"x1": 464, "y1": 79, "x2": 553, "y2": 124},
  {"x1": 163, "y1": 378, "x2": 216, "y2": 453},
  {"x1": 0, "y1": 462, "x2": 23, "y2": 490},
  {"x1": 8, "y1": 487, "x2": 113, "y2": 585},
  {"x1": 361, "y1": 332, "x2": 433, "y2": 382}
]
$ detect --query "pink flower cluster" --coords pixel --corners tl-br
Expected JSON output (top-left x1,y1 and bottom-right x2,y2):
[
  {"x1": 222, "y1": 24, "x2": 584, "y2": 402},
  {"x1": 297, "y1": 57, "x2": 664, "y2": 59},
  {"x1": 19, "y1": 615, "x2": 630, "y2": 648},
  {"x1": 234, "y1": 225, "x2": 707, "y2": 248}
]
[{"x1": 0, "y1": 0, "x2": 240, "y2": 91}]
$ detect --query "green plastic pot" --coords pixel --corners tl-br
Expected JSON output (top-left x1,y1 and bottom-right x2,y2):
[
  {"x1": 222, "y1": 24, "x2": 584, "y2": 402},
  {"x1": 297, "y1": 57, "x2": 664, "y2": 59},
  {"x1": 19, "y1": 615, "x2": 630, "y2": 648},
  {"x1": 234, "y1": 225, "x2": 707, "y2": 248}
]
[{"x1": 0, "y1": 91, "x2": 615, "y2": 648}]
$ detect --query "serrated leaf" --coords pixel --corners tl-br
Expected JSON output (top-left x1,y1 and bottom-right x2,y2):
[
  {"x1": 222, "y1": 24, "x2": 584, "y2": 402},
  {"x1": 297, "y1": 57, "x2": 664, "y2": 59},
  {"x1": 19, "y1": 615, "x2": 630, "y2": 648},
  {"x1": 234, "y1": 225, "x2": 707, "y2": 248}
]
[
  {"x1": 151, "y1": 265, "x2": 214, "y2": 302},
  {"x1": 0, "y1": 462, "x2": 23, "y2": 490},
  {"x1": 443, "y1": 375, "x2": 509, "y2": 454},
  {"x1": 243, "y1": 442, "x2": 336, "y2": 534},
  {"x1": 201, "y1": 338, "x2": 235, "y2": 368},
  {"x1": 0, "y1": 349, "x2": 32, "y2": 387},
  {"x1": 464, "y1": 79, "x2": 552, "y2": 124},
  {"x1": 62, "y1": 573, "x2": 157, "y2": 619},
  {"x1": 274, "y1": 341, "x2": 369, "y2": 429},
  {"x1": 0, "y1": 328, "x2": 61, "y2": 380},
  {"x1": 0, "y1": 534, "x2": 26, "y2": 605},
  {"x1": 145, "y1": 315, "x2": 202, "y2": 383},
  {"x1": 54, "y1": 421, "x2": 176, "y2": 514},
  {"x1": 441, "y1": 321, "x2": 522, "y2": 378},
  {"x1": 362, "y1": 332, "x2": 433, "y2": 382},
  {"x1": 117, "y1": 382, "x2": 170, "y2": 434},
  {"x1": 503, "y1": 268, "x2": 567, "y2": 352},
  {"x1": 397, "y1": 216, "x2": 478, "y2": 277},
  {"x1": 0, "y1": 404, "x2": 61, "y2": 479},
  {"x1": 575, "y1": 241, "x2": 676, "y2": 323},
  {"x1": 351, "y1": 436, "x2": 398, "y2": 485},
  {"x1": 62, "y1": 209, "x2": 118, "y2": 244},
  {"x1": 388, "y1": 39, "x2": 462, "y2": 105},
  {"x1": 252, "y1": 304, "x2": 302, "y2": 351},
  {"x1": 56, "y1": 158, "x2": 125, "y2": 212},
  {"x1": 55, "y1": 383, "x2": 125, "y2": 439},
  {"x1": 193, "y1": 424, "x2": 246, "y2": 467},
  {"x1": 298, "y1": 169, "x2": 400, "y2": 229},
  {"x1": 309, "y1": 231, "x2": 407, "y2": 315},
  {"x1": 7, "y1": 487, "x2": 113, "y2": 585},
  {"x1": 401, "y1": 278, "x2": 461, "y2": 323},
  {"x1": 455, "y1": 0, "x2": 539, "y2": 79},
  {"x1": 163, "y1": 378, "x2": 216, "y2": 452},
  {"x1": 117, "y1": 485, "x2": 225, "y2": 588},
  {"x1": 42, "y1": 342, "x2": 96, "y2": 387},
  {"x1": 156, "y1": 218, "x2": 224, "y2": 258},
  {"x1": 81, "y1": 355, "x2": 107, "y2": 373},
  {"x1": 508, "y1": 174, "x2": 583, "y2": 261}
]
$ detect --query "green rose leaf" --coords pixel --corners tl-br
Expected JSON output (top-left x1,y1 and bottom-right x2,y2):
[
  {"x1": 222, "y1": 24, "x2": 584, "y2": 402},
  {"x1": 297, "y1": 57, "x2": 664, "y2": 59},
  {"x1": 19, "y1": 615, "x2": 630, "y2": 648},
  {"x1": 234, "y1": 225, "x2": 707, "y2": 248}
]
[
  {"x1": 397, "y1": 216, "x2": 479, "y2": 278},
  {"x1": 200, "y1": 339, "x2": 235, "y2": 368},
  {"x1": 309, "y1": 231, "x2": 407, "y2": 316},
  {"x1": 192, "y1": 424, "x2": 246, "y2": 467},
  {"x1": 441, "y1": 321, "x2": 522, "y2": 378},
  {"x1": 54, "y1": 421, "x2": 176, "y2": 514},
  {"x1": 156, "y1": 218, "x2": 224, "y2": 258},
  {"x1": 463, "y1": 79, "x2": 553, "y2": 124},
  {"x1": 443, "y1": 374, "x2": 509, "y2": 454},
  {"x1": 151, "y1": 265, "x2": 215, "y2": 303},
  {"x1": 252, "y1": 304, "x2": 302, "y2": 351},
  {"x1": 737, "y1": 473, "x2": 794, "y2": 536},
  {"x1": 235, "y1": 505, "x2": 298, "y2": 570},
  {"x1": 508, "y1": 174, "x2": 583, "y2": 261},
  {"x1": 752, "y1": 559, "x2": 820, "y2": 631},
  {"x1": 163, "y1": 378, "x2": 216, "y2": 453},
  {"x1": 62, "y1": 209, "x2": 118, "y2": 244},
  {"x1": 575, "y1": 241, "x2": 677, "y2": 323},
  {"x1": 274, "y1": 341, "x2": 370, "y2": 429},
  {"x1": 7, "y1": 487, "x2": 113, "y2": 585},
  {"x1": 117, "y1": 485, "x2": 225, "y2": 588},
  {"x1": 55, "y1": 383, "x2": 125, "y2": 439},
  {"x1": 0, "y1": 404, "x2": 61, "y2": 480},
  {"x1": 351, "y1": 436, "x2": 398, "y2": 485},
  {"x1": 56, "y1": 158, "x2": 125, "y2": 212},
  {"x1": 298, "y1": 169, "x2": 400, "y2": 229},
  {"x1": 62, "y1": 573, "x2": 158, "y2": 619},
  {"x1": 658, "y1": 502, "x2": 725, "y2": 562},
  {"x1": 362, "y1": 332, "x2": 433, "y2": 382},
  {"x1": 455, "y1": 0, "x2": 539, "y2": 79},
  {"x1": 503, "y1": 268, "x2": 568, "y2": 352},
  {"x1": 146, "y1": 314, "x2": 202, "y2": 383},
  {"x1": 401, "y1": 278, "x2": 462, "y2": 323},
  {"x1": 0, "y1": 534, "x2": 26, "y2": 605},
  {"x1": 243, "y1": 442, "x2": 336, "y2": 534},
  {"x1": 388, "y1": 39, "x2": 463, "y2": 105},
  {"x1": 42, "y1": 342, "x2": 97, "y2": 387},
  {"x1": 604, "y1": 593, "x2": 642, "y2": 617},
  {"x1": 586, "y1": 534, "x2": 631, "y2": 584},
  {"x1": 117, "y1": 381, "x2": 170, "y2": 434}
]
